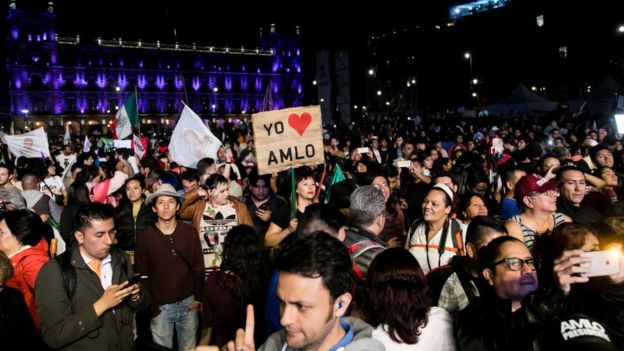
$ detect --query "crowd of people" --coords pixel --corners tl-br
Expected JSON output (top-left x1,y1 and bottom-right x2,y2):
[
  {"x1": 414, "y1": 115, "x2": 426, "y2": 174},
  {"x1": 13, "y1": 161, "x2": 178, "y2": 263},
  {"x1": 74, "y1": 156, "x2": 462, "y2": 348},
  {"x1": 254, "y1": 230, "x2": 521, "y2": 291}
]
[{"x1": 1, "y1": 112, "x2": 624, "y2": 350}]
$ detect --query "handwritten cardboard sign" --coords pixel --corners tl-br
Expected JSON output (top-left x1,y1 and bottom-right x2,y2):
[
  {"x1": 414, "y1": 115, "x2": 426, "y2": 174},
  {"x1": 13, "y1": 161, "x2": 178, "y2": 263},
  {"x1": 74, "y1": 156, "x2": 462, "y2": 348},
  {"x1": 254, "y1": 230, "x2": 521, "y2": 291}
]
[{"x1": 252, "y1": 105, "x2": 324, "y2": 175}]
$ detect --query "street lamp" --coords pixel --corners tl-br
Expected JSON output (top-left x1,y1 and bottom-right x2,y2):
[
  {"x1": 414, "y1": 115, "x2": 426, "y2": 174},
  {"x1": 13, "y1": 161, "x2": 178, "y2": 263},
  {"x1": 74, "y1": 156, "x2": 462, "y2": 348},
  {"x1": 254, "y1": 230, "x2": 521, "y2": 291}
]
[
  {"x1": 464, "y1": 52, "x2": 473, "y2": 78},
  {"x1": 21, "y1": 109, "x2": 30, "y2": 130},
  {"x1": 368, "y1": 69, "x2": 375, "y2": 76}
]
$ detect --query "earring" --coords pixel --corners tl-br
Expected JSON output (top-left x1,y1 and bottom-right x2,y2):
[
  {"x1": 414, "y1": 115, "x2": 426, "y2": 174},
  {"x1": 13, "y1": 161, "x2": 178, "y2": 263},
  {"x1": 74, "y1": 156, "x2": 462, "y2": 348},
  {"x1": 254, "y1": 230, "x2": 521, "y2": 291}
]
[{"x1": 338, "y1": 301, "x2": 344, "y2": 309}]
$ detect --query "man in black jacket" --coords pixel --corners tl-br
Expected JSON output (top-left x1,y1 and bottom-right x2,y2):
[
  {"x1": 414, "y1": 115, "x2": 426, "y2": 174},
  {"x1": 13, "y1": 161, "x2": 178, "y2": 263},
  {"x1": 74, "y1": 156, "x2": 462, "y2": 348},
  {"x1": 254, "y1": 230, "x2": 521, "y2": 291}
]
[
  {"x1": 36, "y1": 203, "x2": 148, "y2": 351},
  {"x1": 455, "y1": 236, "x2": 587, "y2": 351}
]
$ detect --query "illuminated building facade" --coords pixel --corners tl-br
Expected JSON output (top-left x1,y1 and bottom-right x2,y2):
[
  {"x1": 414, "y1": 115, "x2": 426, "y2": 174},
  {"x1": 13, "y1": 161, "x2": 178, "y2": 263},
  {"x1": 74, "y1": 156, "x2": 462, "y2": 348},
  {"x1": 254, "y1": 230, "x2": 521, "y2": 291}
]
[{"x1": 4, "y1": 1, "x2": 304, "y2": 129}]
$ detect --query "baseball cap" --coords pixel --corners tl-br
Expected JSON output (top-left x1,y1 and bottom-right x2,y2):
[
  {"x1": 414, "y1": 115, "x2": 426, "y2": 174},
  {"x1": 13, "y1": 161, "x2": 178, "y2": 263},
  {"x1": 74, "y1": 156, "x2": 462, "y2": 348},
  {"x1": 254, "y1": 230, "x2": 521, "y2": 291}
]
[
  {"x1": 539, "y1": 314, "x2": 616, "y2": 351},
  {"x1": 514, "y1": 174, "x2": 557, "y2": 202}
]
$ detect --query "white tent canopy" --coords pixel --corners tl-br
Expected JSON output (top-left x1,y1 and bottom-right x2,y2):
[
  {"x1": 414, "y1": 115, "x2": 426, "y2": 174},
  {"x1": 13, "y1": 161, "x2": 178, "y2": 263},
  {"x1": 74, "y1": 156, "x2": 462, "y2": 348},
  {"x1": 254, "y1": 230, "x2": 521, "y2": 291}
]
[{"x1": 485, "y1": 84, "x2": 557, "y2": 115}]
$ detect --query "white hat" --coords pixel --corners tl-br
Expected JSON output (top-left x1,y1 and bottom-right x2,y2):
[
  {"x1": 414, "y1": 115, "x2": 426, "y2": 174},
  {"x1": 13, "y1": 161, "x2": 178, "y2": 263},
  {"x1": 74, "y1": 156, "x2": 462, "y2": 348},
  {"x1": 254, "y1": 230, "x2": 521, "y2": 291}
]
[{"x1": 432, "y1": 183, "x2": 454, "y2": 202}]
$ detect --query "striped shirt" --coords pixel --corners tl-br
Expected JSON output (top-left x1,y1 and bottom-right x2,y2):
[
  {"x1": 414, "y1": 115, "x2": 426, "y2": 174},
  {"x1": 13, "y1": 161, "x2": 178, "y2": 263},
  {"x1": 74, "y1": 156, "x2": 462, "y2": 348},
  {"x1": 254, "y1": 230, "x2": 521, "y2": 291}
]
[{"x1": 510, "y1": 212, "x2": 566, "y2": 250}]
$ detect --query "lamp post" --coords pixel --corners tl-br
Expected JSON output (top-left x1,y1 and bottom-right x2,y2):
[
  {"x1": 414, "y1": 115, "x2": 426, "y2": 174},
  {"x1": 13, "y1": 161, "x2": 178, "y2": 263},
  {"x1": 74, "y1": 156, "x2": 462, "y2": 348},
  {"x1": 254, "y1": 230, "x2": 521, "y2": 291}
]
[
  {"x1": 464, "y1": 52, "x2": 472, "y2": 78},
  {"x1": 21, "y1": 109, "x2": 29, "y2": 130}
]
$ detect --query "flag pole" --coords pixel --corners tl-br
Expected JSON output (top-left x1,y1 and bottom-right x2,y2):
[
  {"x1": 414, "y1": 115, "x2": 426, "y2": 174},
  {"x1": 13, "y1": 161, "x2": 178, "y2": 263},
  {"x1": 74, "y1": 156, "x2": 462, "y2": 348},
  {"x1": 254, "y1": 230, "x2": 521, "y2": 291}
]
[
  {"x1": 290, "y1": 167, "x2": 297, "y2": 219},
  {"x1": 134, "y1": 85, "x2": 140, "y2": 137},
  {"x1": 180, "y1": 73, "x2": 189, "y2": 106}
]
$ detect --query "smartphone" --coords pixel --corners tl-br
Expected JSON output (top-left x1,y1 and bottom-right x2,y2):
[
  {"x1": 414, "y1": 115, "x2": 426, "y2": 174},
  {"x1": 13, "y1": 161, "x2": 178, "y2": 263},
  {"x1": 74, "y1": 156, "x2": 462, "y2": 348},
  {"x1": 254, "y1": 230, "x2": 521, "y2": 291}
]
[
  {"x1": 357, "y1": 147, "x2": 370, "y2": 154},
  {"x1": 580, "y1": 250, "x2": 620, "y2": 277},
  {"x1": 396, "y1": 160, "x2": 411, "y2": 168},
  {"x1": 127, "y1": 274, "x2": 142, "y2": 285}
]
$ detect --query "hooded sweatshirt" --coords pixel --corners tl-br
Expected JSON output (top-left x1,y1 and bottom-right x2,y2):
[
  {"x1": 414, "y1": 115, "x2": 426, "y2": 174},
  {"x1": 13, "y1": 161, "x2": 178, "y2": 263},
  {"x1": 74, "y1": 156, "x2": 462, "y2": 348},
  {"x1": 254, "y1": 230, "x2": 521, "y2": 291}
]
[{"x1": 259, "y1": 317, "x2": 385, "y2": 351}]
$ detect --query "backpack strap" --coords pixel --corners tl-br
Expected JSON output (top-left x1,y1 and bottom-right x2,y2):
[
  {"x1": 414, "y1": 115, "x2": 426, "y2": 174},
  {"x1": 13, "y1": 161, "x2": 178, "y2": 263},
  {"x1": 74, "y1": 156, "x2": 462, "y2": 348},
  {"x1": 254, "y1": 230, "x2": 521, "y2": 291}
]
[
  {"x1": 437, "y1": 218, "x2": 465, "y2": 258},
  {"x1": 405, "y1": 218, "x2": 423, "y2": 248},
  {"x1": 55, "y1": 251, "x2": 76, "y2": 300},
  {"x1": 450, "y1": 219, "x2": 465, "y2": 256}
]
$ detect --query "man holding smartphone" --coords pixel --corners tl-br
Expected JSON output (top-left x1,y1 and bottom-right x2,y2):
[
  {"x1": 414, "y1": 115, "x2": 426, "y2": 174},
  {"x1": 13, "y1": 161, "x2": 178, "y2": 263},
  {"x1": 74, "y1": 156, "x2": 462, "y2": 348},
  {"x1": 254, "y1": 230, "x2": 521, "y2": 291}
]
[
  {"x1": 244, "y1": 169, "x2": 286, "y2": 238},
  {"x1": 36, "y1": 203, "x2": 147, "y2": 350}
]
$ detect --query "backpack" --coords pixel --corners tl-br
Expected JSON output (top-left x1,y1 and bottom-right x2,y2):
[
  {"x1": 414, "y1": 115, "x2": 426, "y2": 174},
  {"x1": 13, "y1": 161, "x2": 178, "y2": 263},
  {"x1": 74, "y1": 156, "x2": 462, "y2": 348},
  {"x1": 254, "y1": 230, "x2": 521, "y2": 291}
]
[
  {"x1": 406, "y1": 218, "x2": 465, "y2": 258},
  {"x1": 56, "y1": 248, "x2": 128, "y2": 299}
]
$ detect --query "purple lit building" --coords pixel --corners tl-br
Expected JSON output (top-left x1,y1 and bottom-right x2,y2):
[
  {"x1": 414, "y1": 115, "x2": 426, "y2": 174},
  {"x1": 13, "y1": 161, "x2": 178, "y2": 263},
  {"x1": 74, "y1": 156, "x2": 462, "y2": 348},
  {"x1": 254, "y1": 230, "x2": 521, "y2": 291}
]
[{"x1": 4, "y1": 1, "x2": 304, "y2": 127}]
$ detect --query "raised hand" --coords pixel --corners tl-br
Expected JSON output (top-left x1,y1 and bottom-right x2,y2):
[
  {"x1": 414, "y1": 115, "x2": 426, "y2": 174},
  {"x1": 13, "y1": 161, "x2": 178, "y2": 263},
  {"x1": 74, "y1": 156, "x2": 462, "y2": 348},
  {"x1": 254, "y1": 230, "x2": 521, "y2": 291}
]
[
  {"x1": 225, "y1": 305, "x2": 255, "y2": 351},
  {"x1": 553, "y1": 249, "x2": 590, "y2": 294}
]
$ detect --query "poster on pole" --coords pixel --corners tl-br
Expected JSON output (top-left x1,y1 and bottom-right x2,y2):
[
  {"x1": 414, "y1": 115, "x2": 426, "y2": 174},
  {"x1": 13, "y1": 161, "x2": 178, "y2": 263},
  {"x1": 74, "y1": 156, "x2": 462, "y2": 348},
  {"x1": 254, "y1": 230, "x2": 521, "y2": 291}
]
[{"x1": 252, "y1": 105, "x2": 324, "y2": 175}]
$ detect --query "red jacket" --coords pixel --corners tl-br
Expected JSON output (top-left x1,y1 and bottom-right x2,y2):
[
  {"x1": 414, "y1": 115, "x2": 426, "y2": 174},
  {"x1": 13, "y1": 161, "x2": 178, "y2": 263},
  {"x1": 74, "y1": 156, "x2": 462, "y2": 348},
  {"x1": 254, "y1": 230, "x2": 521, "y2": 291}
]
[{"x1": 7, "y1": 244, "x2": 49, "y2": 330}]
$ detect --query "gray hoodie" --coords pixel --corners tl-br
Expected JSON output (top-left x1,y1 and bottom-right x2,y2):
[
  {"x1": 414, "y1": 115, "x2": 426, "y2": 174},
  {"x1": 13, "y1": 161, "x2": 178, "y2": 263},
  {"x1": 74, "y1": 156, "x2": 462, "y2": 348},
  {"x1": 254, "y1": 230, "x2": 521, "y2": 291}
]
[{"x1": 259, "y1": 316, "x2": 385, "y2": 351}]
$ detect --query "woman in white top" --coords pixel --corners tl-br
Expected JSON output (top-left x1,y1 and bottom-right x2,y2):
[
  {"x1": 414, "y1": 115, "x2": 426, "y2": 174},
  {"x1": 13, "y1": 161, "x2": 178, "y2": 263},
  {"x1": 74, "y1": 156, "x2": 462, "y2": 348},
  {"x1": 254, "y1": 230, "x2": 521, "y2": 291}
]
[
  {"x1": 367, "y1": 248, "x2": 456, "y2": 351},
  {"x1": 39, "y1": 159, "x2": 67, "y2": 206},
  {"x1": 406, "y1": 184, "x2": 466, "y2": 273}
]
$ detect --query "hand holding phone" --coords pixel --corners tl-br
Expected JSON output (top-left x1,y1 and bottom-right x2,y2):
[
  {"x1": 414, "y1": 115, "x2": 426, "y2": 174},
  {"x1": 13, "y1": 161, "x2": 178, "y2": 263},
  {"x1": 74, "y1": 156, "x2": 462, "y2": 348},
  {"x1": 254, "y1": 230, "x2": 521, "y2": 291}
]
[
  {"x1": 395, "y1": 160, "x2": 411, "y2": 168},
  {"x1": 581, "y1": 250, "x2": 621, "y2": 277},
  {"x1": 126, "y1": 274, "x2": 142, "y2": 285}
]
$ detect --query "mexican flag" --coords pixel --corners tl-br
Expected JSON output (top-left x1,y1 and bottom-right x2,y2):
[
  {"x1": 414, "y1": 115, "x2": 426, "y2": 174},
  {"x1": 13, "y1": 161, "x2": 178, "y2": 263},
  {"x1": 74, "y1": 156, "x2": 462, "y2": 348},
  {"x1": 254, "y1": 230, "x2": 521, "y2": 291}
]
[
  {"x1": 112, "y1": 92, "x2": 139, "y2": 140},
  {"x1": 324, "y1": 164, "x2": 345, "y2": 204}
]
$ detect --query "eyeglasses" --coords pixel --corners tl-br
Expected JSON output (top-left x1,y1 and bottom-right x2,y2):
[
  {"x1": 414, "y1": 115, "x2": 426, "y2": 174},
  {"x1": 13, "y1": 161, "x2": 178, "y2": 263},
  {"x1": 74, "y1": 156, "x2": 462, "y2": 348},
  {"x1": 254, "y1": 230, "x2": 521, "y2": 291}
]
[
  {"x1": 529, "y1": 190, "x2": 558, "y2": 197},
  {"x1": 491, "y1": 257, "x2": 540, "y2": 271},
  {"x1": 373, "y1": 182, "x2": 389, "y2": 190}
]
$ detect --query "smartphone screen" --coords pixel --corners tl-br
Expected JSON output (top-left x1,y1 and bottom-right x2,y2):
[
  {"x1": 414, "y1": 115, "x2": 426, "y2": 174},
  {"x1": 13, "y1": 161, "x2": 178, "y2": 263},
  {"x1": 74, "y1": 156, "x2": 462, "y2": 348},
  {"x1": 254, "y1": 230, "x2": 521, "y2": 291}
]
[{"x1": 127, "y1": 274, "x2": 142, "y2": 285}]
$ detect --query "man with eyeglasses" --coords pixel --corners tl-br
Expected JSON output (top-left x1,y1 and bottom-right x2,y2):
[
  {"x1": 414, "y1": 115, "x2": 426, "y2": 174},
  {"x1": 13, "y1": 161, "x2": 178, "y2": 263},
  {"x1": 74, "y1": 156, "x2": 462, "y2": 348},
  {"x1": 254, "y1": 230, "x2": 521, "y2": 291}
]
[
  {"x1": 506, "y1": 174, "x2": 571, "y2": 251},
  {"x1": 371, "y1": 175, "x2": 405, "y2": 248},
  {"x1": 455, "y1": 236, "x2": 590, "y2": 350}
]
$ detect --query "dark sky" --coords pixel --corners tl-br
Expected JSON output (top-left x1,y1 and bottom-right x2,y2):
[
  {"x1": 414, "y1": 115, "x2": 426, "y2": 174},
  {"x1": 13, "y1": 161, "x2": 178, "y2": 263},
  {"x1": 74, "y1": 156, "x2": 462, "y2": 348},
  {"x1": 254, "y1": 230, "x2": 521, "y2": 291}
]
[{"x1": 50, "y1": 0, "x2": 452, "y2": 50}]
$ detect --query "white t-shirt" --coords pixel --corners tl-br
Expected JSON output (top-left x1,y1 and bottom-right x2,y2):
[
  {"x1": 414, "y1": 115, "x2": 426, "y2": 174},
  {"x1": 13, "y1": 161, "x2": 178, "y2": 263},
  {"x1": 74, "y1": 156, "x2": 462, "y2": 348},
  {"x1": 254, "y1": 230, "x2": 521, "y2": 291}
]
[
  {"x1": 40, "y1": 175, "x2": 65, "y2": 198},
  {"x1": 372, "y1": 307, "x2": 456, "y2": 351},
  {"x1": 56, "y1": 153, "x2": 76, "y2": 170},
  {"x1": 199, "y1": 202, "x2": 238, "y2": 272},
  {"x1": 406, "y1": 219, "x2": 466, "y2": 273}
]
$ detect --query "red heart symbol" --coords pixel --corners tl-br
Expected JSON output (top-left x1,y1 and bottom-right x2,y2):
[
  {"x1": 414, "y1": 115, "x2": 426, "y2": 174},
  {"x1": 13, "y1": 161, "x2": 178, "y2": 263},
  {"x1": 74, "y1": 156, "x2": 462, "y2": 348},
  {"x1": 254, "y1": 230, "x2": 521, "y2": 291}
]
[{"x1": 288, "y1": 112, "x2": 312, "y2": 136}]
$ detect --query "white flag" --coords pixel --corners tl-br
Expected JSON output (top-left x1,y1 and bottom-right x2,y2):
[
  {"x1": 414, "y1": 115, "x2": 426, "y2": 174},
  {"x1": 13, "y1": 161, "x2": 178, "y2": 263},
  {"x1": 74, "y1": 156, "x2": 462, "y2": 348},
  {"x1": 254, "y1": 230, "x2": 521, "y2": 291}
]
[
  {"x1": 63, "y1": 124, "x2": 71, "y2": 145},
  {"x1": 133, "y1": 134, "x2": 145, "y2": 159},
  {"x1": 169, "y1": 105, "x2": 222, "y2": 168},
  {"x1": 5, "y1": 127, "x2": 51, "y2": 158},
  {"x1": 113, "y1": 140, "x2": 132, "y2": 149},
  {"x1": 83, "y1": 135, "x2": 91, "y2": 153}
]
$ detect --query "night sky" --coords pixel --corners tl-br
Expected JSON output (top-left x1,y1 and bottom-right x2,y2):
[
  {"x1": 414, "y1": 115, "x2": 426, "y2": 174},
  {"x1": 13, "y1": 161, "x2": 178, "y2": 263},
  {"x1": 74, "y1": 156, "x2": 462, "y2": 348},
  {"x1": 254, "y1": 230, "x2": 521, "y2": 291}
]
[
  {"x1": 8, "y1": 0, "x2": 624, "y2": 108},
  {"x1": 50, "y1": 0, "x2": 451, "y2": 49}
]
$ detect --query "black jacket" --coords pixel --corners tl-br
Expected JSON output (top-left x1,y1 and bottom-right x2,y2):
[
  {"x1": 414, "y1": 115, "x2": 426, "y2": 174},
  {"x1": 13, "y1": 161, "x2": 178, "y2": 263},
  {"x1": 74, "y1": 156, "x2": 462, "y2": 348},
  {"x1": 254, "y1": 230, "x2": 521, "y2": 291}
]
[
  {"x1": 114, "y1": 201, "x2": 156, "y2": 250},
  {"x1": 455, "y1": 288, "x2": 565, "y2": 351}
]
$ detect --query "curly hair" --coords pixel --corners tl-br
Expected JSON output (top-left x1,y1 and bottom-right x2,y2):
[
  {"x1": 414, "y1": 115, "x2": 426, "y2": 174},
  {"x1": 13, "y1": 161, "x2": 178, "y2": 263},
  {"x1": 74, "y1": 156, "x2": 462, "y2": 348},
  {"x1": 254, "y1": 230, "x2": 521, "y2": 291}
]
[
  {"x1": 366, "y1": 248, "x2": 431, "y2": 344},
  {"x1": 220, "y1": 225, "x2": 266, "y2": 307}
]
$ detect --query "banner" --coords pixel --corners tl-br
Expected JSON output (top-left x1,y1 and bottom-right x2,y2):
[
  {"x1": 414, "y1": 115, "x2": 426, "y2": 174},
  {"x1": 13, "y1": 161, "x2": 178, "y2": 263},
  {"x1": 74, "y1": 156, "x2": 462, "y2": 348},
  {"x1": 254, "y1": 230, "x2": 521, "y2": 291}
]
[
  {"x1": 5, "y1": 127, "x2": 51, "y2": 158},
  {"x1": 252, "y1": 105, "x2": 324, "y2": 175},
  {"x1": 169, "y1": 105, "x2": 222, "y2": 168}
]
